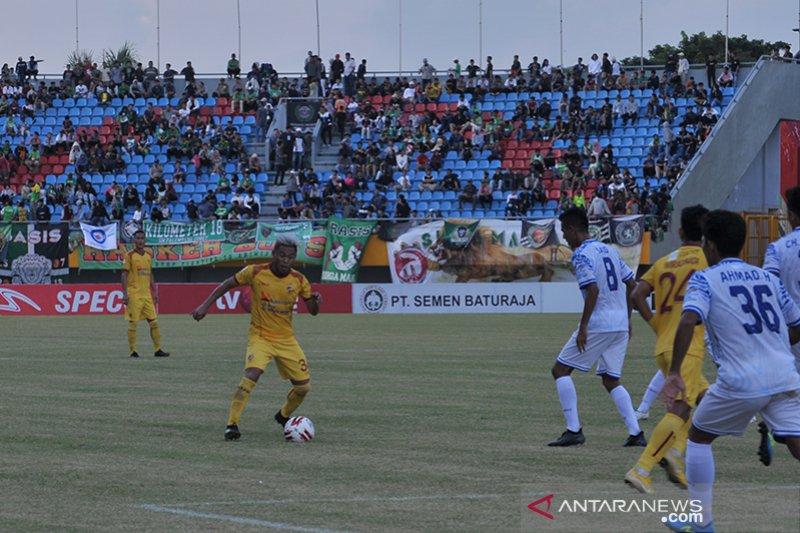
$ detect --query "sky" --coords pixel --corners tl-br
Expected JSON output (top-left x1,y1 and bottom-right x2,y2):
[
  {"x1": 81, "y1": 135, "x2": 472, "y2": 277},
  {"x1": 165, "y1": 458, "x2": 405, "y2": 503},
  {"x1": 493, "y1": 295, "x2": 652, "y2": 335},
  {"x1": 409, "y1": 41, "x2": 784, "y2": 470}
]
[{"x1": 0, "y1": 0, "x2": 797, "y2": 75}]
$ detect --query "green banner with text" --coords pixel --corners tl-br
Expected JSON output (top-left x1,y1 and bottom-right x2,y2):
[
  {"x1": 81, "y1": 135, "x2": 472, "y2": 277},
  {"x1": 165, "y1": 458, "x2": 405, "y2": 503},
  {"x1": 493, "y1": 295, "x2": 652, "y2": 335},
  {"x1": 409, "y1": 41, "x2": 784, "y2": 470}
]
[{"x1": 320, "y1": 217, "x2": 375, "y2": 283}]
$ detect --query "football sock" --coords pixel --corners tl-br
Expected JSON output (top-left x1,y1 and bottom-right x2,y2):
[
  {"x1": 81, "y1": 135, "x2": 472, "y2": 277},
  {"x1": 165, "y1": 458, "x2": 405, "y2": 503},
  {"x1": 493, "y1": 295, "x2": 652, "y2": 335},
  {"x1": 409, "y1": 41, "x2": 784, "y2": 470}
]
[
  {"x1": 637, "y1": 370, "x2": 665, "y2": 413},
  {"x1": 686, "y1": 440, "x2": 714, "y2": 527},
  {"x1": 555, "y1": 376, "x2": 580, "y2": 432},
  {"x1": 148, "y1": 320, "x2": 162, "y2": 351},
  {"x1": 227, "y1": 377, "x2": 256, "y2": 426},
  {"x1": 280, "y1": 383, "x2": 311, "y2": 418},
  {"x1": 127, "y1": 321, "x2": 137, "y2": 352},
  {"x1": 610, "y1": 385, "x2": 641, "y2": 435},
  {"x1": 671, "y1": 412, "x2": 693, "y2": 457},
  {"x1": 635, "y1": 412, "x2": 682, "y2": 474}
]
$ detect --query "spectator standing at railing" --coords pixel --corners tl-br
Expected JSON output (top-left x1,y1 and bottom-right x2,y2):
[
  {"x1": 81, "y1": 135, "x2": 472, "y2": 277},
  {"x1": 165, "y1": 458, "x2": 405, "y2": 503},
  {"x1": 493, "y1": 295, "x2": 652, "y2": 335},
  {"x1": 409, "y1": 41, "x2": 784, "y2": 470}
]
[
  {"x1": 419, "y1": 58, "x2": 436, "y2": 89},
  {"x1": 343, "y1": 52, "x2": 356, "y2": 96},
  {"x1": 704, "y1": 54, "x2": 717, "y2": 87}
]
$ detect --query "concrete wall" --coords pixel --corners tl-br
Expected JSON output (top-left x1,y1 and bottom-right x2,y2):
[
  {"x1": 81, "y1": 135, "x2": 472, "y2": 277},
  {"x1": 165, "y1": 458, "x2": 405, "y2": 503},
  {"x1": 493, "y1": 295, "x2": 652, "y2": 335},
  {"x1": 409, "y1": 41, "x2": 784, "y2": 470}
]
[{"x1": 654, "y1": 59, "x2": 800, "y2": 257}]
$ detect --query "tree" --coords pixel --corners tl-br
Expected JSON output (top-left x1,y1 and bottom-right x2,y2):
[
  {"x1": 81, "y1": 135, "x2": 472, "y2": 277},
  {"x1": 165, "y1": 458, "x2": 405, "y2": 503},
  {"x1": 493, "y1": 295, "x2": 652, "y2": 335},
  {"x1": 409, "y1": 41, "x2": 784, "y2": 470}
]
[{"x1": 622, "y1": 31, "x2": 790, "y2": 66}]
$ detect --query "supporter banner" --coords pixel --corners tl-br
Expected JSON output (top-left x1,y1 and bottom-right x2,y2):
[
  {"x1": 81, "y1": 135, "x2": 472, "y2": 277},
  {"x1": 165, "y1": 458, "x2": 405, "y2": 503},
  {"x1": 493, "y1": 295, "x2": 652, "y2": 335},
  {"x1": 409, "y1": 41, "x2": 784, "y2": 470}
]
[
  {"x1": 352, "y1": 282, "x2": 584, "y2": 314},
  {"x1": 79, "y1": 222, "x2": 326, "y2": 269},
  {"x1": 0, "y1": 223, "x2": 70, "y2": 284},
  {"x1": 386, "y1": 217, "x2": 644, "y2": 284},
  {"x1": 387, "y1": 219, "x2": 572, "y2": 284},
  {"x1": 286, "y1": 99, "x2": 322, "y2": 129},
  {"x1": 80, "y1": 222, "x2": 118, "y2": 251},
  {"x1": 590, "y1": 215, "x2": 647, "y2": 273},
  {"x1": 320, "y1": 217, "x2": 375, "y2": 283},
  {"x1": 0, "y1": 283, "x2": 352, "y2": 316},
  {"x1": 141, "y1": 220, "x2": 226, "y2": 245}
]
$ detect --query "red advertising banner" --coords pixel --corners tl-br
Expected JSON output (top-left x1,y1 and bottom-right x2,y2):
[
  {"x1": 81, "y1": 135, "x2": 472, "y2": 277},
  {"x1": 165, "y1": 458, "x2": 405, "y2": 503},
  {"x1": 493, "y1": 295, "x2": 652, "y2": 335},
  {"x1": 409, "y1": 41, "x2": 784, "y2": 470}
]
[
  {"x1": 0, "y1": 283, "x2": 352, "y2": 316},
  {"x1": 781, "y1": 120, "x2": 800, "y2": 193}
]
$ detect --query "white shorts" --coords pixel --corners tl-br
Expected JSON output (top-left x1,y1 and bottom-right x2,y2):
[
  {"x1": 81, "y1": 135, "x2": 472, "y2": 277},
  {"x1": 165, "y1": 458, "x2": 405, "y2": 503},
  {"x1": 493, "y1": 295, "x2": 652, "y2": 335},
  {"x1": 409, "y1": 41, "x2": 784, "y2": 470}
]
[
  {"x1": 693, "y1": 385, "x2": 800, "y2": 438},
  {"x1": 556, "y1": 330, "x2": 629, "y2": 378}
]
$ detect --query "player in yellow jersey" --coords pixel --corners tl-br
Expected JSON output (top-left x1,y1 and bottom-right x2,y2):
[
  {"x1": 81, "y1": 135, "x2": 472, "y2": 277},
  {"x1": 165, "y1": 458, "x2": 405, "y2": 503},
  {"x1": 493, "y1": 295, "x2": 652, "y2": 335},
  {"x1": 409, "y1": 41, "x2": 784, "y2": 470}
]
[
  {"x1": 191, "y1": 236, "x2": 322, "y2": 441},
  {"x1": 122, "y1": 230, "x2": 170, "y2": 358},
  {"x1": 625, "y1": 205, "x2": 710, "y2": 494}
]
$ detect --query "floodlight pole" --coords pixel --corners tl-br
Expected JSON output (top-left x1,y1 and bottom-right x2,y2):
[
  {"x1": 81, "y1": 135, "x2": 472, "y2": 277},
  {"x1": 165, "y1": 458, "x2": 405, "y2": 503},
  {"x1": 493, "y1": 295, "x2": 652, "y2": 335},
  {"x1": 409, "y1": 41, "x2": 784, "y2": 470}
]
[
  {"x1": 156, "y1": 0, "x2": 161, "y2": 69},
  {"x1": 75, "y1": 0, "x2": 79, "y2": 53},
  {"x1": 559, "y1": 0, "x2": 564, "y2": 68},
  {"x1": 640, "y1": 0, "x2": 644, "y2": 70},
  {"x1": 479, "y1": 0, "x2": 483, "y2": 68},
  {"x1": 237, "y1": 0, "x2": 242, "y2": 62},
  {"x1": 315, "y1": 0, "x2": 321, "y2": 56},
  {"x1": 725, "y1": 0, "x2": 729, "y2": 62},
  {"x1": 399, "y1": 0, "x2": 403, "y2": 72}
]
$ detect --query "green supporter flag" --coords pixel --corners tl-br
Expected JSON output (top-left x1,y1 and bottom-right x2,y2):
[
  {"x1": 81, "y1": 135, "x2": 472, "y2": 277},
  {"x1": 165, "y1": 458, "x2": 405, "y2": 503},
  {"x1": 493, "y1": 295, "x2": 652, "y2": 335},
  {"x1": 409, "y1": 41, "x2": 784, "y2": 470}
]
[
  {"x1": 441, "y1": 219, "x2": 480, "y2": 250},
  {"x1": 79, "y1": 221, "x2": 326, "y2": 269},
  {"x1": 320, "y1": 217, "x2": 375, "y2": 283},
  {"x1": 0, "y1": 222, "x2": 70, "y2": 283}
]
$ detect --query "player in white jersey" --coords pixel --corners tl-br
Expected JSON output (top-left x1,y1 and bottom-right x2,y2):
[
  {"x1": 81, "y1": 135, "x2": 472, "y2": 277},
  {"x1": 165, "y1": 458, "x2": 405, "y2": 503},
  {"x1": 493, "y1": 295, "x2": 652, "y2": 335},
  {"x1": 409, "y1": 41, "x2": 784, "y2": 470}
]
[
  {"x1": 662, "y1": 210, "x2": 800, "y2": 533},
  {"x1": 548, "y1": 207, "x2": 646, "y2": 447},
  {"x1": 758, "y1": 185, "x2": 800, "y2": 465}
]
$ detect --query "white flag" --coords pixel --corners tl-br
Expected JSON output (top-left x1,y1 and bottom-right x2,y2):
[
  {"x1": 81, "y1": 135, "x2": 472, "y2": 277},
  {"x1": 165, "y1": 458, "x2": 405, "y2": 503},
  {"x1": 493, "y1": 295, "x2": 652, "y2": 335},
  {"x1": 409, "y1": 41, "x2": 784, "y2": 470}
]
[{"x1": 80, "y1": 222, "x2": 118, "y2": 251}]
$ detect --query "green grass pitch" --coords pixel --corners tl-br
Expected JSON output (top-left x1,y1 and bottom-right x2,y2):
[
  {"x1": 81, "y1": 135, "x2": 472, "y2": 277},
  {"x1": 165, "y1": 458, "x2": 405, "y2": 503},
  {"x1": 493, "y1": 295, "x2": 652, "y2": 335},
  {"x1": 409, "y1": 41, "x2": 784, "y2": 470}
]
[{"x1": 1, "y1": 314, "x2": 797, "y2": 532}]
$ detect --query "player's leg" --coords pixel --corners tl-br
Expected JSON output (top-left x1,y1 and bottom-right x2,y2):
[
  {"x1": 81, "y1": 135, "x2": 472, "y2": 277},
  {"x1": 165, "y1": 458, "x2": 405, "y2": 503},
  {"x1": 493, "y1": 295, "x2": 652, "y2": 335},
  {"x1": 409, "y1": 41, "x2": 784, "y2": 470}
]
[
  {"x1": 596, "y1": 332, "x2": 644, "y2": 446},
  {"x1": 127, "y1": 321, "x2": 139, "y2": 357},
  {"x1": 635, "y1": 369, "x2": 665, "y2": 420},
  {"x1": 225, "y1": 339, "x2": 270, "y2": 440},
  {"x1": 142, "y1": 300, "x2": 168, "y2": 357},
  {"x1": 666, "y1": 391, "x2": 764, "y2": 531},
  {"x1": 125, "y1": 298, "x2": 142, "y2": 357},
  {"x1": 761, "y1": 390, "x2": 800, "y2": 462},
  {"x1": 273, "y1": 340, "x2": 311, "y2": 426},
  {"x1": 549, "y1": 329, "x2": 592, "y2": 446},
  {"x1": 626, "y1": 353, "x2": 700, "y2": 492}
]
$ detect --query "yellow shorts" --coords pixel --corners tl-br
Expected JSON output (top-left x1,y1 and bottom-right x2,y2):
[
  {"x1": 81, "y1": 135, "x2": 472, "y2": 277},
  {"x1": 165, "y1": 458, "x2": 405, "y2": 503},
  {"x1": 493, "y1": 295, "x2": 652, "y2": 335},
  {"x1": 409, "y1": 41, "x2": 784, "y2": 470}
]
[
  {"x1": 656, "y1": 351, "x2": 709, "y2": 408},
  {"x1": 245, "y1": 336, "x2": 309, "y2": 382},
  {"x1": 125, "y1": 296, "x2": 157, "y2": 322}
]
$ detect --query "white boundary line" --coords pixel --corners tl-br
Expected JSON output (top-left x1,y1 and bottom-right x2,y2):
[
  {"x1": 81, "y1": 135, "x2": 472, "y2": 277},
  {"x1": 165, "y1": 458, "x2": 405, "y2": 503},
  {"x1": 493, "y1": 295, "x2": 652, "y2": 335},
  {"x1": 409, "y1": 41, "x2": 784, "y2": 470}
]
[
  {"x1": 139, "y1": 504, "x2": 352, "y2": 533},
  {"x1": 161, "y1": 493, "x2": 506, "y2": 508}
]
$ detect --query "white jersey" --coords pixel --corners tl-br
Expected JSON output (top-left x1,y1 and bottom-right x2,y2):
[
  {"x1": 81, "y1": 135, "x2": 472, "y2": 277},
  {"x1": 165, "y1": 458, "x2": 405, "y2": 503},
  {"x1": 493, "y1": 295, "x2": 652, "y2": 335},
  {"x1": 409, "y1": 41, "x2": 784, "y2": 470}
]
[
  {"x1": 763, "y1": 227, "x2": 800, "y2": 358},
  {"x1": 683, "y1": 258, "x2": 800, "y2": 398},
  {"x1": 571, "y1": 239, "x2": 634, "y2": 333}
]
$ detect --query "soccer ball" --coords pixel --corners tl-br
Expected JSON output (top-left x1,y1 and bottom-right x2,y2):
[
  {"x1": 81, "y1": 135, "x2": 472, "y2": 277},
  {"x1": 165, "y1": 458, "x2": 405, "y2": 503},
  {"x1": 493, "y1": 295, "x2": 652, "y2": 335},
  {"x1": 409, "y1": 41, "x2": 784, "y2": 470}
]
[{"x1": 284, "y1": 416, "x2": 315, "y2": 442}]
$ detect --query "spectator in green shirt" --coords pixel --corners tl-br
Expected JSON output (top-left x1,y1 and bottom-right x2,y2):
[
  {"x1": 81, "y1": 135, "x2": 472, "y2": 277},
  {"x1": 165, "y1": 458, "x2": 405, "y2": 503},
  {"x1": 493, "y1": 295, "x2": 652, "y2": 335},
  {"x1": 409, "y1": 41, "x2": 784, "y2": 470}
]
[
  {"x1": 227, "y1": 53, "x2": 241, "y2": 78},
  {"x1": 1, "y1": 200, "x2": 16, "y2": 221},
  {"x1": 215, "y1": 200, "x2": 230, "y2": 219}
]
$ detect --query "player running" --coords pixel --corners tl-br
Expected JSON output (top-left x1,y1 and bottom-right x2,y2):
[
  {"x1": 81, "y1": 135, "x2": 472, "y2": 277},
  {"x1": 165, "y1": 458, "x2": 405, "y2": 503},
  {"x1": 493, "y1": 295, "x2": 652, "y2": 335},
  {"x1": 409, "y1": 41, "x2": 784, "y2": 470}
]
[
  {"x1": 662, "y1": 210, "x2": 800, "y2": 533},
  {"x1": 757, "y1": 185, "x2": 800, "y2": 465},
  {"x1": 548, "y1": 208, "x2": 645, "y2": 447},
  {"x1": 625, "y1": 205, "x2": 710, "y2": 494},
  {"x1": 122, "y1": 229, "x2": 170, "y2": 358},
  {"x1": 191, "y1": 236, "x2": 322, "y2": 441}
]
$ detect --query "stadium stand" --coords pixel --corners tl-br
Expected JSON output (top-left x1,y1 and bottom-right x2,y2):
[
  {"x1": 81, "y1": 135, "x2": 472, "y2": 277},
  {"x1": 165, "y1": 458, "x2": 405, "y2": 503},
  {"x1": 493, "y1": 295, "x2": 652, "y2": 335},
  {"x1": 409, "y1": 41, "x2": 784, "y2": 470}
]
[{"x1": 0, "y1": 52, "x2": 736, "y2": 232}]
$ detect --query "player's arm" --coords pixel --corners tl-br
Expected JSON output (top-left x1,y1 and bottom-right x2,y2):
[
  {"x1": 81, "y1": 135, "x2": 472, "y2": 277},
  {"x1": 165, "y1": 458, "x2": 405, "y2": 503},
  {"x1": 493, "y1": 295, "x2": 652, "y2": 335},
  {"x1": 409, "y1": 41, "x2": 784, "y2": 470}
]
[
  {"x1": 576, "y1": 283, "x2": 599, "y2": 353},
  {"x1": 121, "y1": 270, "x2": 129, "y2": 305},
  {"x1": 624, "y1": 276, "x2": 637, "y2": 336},
  {"x1": 631, "y1": 279, "x2": 655, "y2": 328},
  {"x1": 150, "y1": 268, "x2": 158, "y2": 305},
  {"x1": 790, "y1": 324, "x2": 800, "y2": 346},
  {"x1": 303, "y1": 292, "x2": 323, "y2": 316},
  {"x1": 662, "y1": 310, "x2": 699, "y2": 405},
  {"x1": 191, "y1": 276, "x2": 239, "y2": 321}
]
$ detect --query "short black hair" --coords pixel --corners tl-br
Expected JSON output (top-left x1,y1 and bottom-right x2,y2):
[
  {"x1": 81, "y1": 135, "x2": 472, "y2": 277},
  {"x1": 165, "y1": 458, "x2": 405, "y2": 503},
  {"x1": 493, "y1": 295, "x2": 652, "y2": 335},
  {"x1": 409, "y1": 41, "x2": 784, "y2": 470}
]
[
  {"x1": 786, "y1": 186, "x2": 800, "y2": 218},
  {"x1": 703, "y1": 210, "x2": 746, "y2": 257},
  {"x1": 133, "y1": 229, "x2": 145, "y2": 237},
  {"x1": 680, "y1": 204, "x2": 709, "y2": 241},
  {"x1": 558, "y1": 207, "x2": 589, "y2": 231}
]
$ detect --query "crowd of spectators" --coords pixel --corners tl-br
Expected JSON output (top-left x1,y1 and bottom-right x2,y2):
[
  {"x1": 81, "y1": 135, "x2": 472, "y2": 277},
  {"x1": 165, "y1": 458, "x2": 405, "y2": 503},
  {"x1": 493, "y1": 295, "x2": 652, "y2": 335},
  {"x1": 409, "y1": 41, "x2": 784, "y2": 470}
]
[
  {"x1": 0, "y1": 44, "x2": 760, "y2": 229},
  {"x1": 260, "y1": 48, "x2": 745, "y2": 232}
]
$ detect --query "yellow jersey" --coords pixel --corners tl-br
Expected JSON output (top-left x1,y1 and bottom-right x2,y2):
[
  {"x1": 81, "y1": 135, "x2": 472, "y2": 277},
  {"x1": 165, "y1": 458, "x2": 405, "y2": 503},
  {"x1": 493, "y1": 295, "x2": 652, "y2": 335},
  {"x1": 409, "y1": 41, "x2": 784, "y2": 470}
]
[
  {"x1": 122, "y1": 249, "x2": 154, "y2": 299},
  {"x1": 235, "y1": 264, "x2": 312, "y2": 342},
  {"x1": 641, "y1": 245, "x2": 707, "y2": 357}
]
